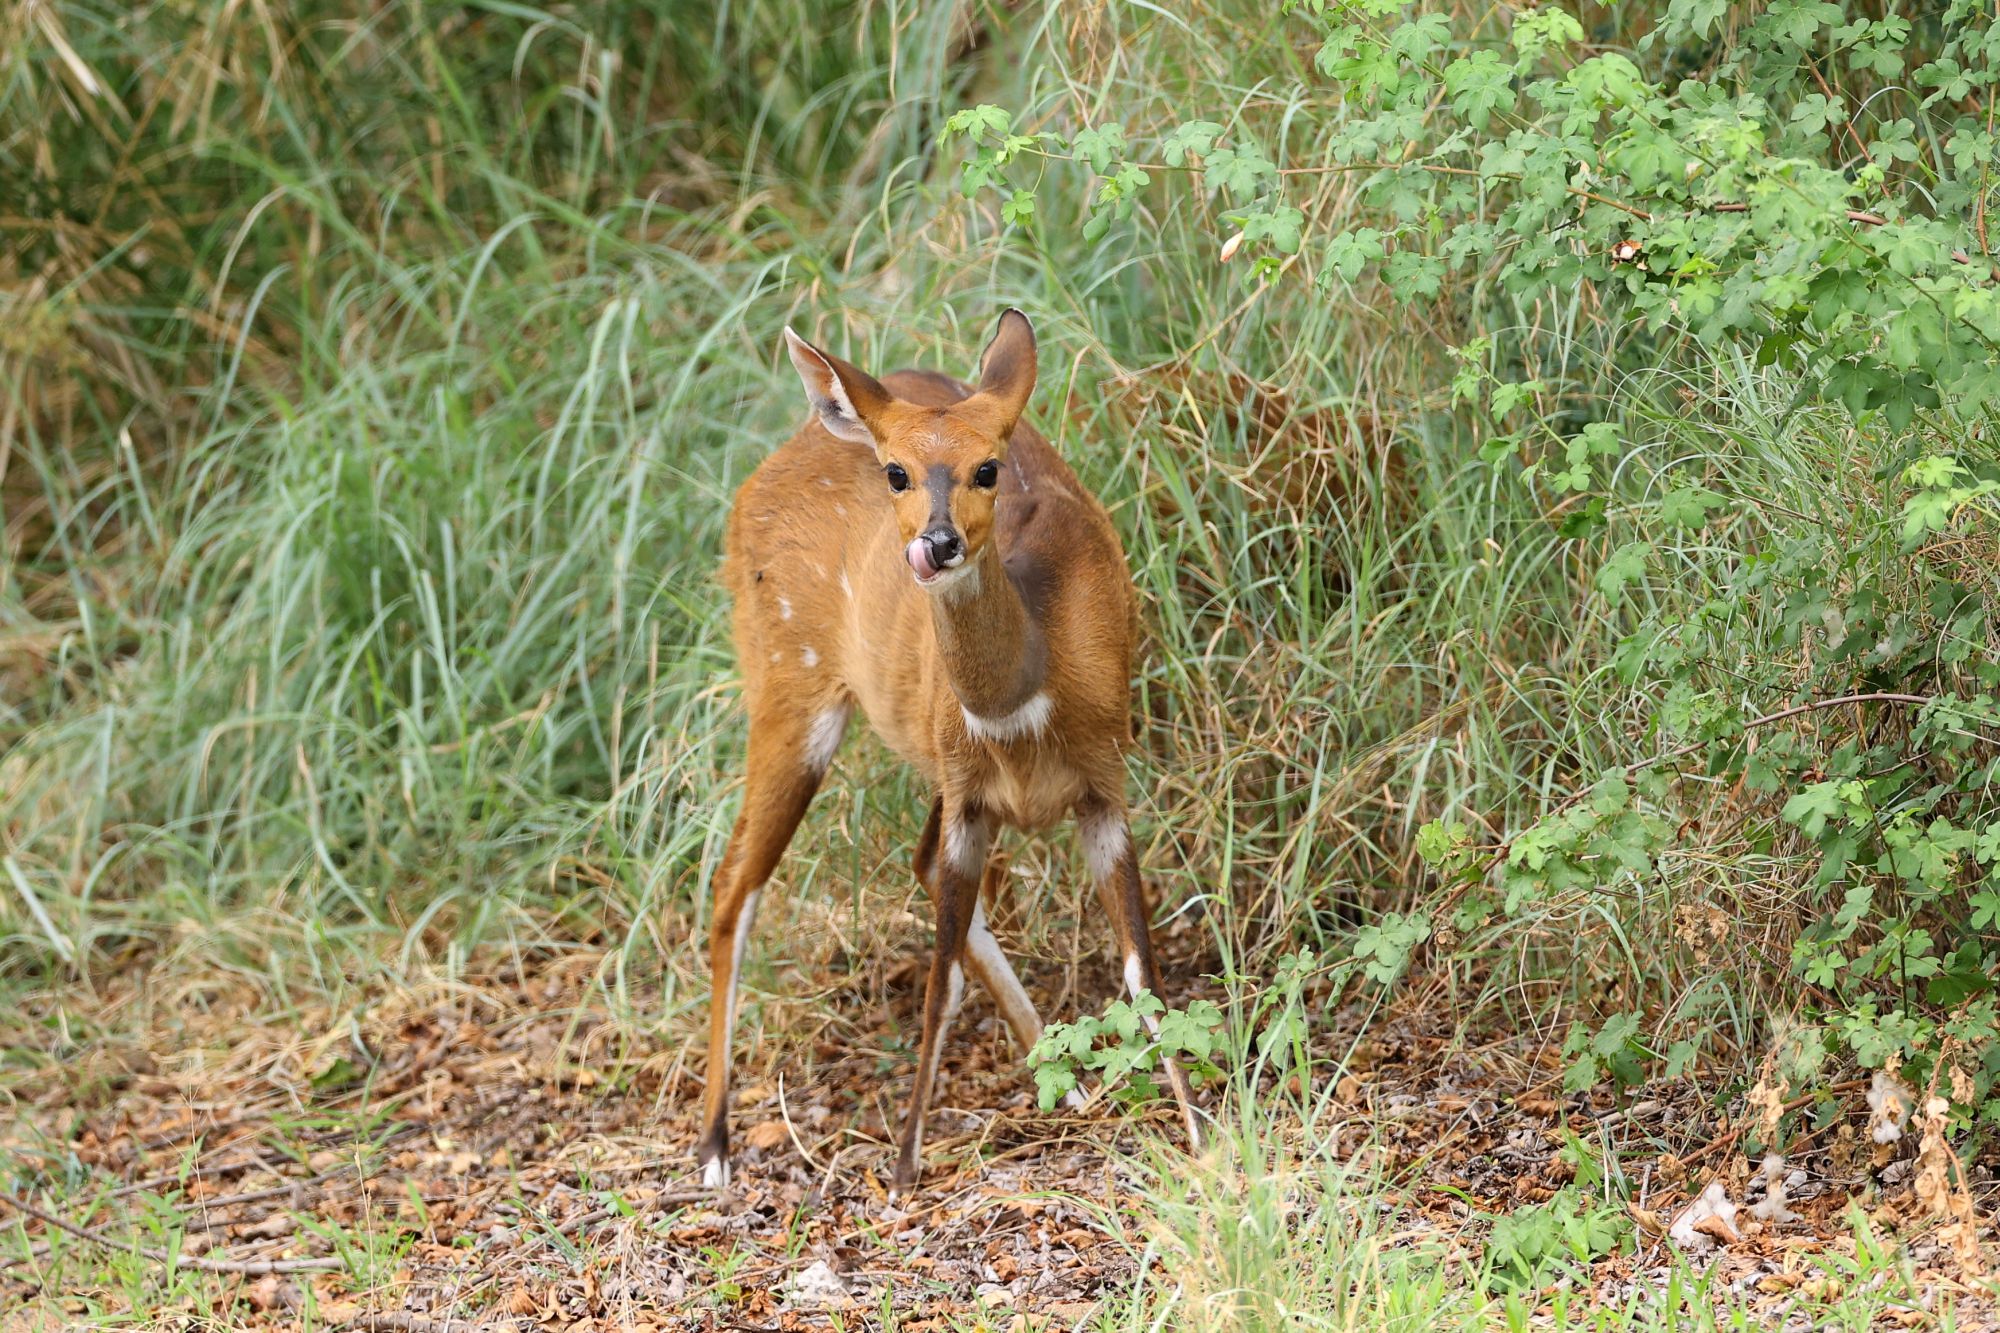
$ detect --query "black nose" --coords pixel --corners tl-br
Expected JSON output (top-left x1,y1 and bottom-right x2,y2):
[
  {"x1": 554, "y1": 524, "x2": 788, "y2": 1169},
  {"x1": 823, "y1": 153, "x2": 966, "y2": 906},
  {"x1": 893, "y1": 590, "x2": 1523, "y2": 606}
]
[{"x1": 922, "y1": 528, "x2": 963, "y2": 567}]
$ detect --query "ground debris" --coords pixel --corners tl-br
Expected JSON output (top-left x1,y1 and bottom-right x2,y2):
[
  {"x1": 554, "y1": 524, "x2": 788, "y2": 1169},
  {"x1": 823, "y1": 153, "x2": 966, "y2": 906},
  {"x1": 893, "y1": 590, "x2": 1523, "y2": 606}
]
[{"x1": 7, "y1": 943, "x2": 2000, "y2": 1327}]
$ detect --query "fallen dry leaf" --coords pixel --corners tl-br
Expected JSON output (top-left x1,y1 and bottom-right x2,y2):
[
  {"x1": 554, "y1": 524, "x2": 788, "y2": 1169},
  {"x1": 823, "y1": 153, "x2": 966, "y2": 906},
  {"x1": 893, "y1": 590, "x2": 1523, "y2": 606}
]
[{"x1": 743, "y1": 1119, "x2": 790, "y2": 1151}]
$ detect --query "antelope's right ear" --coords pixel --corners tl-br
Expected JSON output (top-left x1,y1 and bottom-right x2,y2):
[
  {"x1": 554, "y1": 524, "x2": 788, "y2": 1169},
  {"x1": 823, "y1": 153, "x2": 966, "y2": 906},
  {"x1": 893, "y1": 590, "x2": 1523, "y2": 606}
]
[{"x1": 784, "y1": 327, "x2": 888, "y2": 447}]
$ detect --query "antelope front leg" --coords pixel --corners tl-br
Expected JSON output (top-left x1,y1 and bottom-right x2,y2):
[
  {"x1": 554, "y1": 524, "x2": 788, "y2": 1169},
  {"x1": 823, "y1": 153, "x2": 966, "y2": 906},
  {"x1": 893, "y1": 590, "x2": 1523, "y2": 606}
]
[
  {"x1": 696, "y1": 725, "x2": 826, "y2": 1189},
  {"x1": 893, "y1": 804, "x2": 989, "y2": 1194},
  {"x1": 1079, "y1": 800, "x2": 1202, "y2": 1148},
  {"x1": 912, "y1": 799, "x2": 1054, "y2": 1060}
]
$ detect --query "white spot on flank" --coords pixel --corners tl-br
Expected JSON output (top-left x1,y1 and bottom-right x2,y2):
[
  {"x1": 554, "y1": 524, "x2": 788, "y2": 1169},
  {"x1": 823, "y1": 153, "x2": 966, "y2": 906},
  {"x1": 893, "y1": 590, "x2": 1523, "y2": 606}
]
[
  {"x1": 770, "y1": 651, "x2": 781, "y2": 663},
  {"x1": 801, "y1": 645, "x2": 819, "y2": 668},
  {"x1": 819, "y1": 476, "x2": 834, "y2": 487},
  {"x1": 778, "y1": 596, "x2": 792, "y2": 620},
  {"x1": 963, "y1": 691, "x2": 1053, "y2": 744},
  {"x1": 839, "y1": 570, "x2": 852, "y2": 598},
  {"x1": 804, "y1": 703, "x2": 849, "y2": 774},
  {"x1": 1080, "y1": 810, "x2": 1131, "y2": 882}
]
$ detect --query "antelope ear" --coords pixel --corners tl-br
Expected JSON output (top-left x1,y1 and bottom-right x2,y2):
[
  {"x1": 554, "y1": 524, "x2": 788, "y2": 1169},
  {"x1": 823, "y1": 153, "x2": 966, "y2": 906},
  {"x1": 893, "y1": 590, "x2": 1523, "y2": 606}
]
[
  {"x1": 963, "y1": 308, "x2": 1036, "y2": 440},
  {"x1": 784, "y1": 327, "x2": 890, "y2": 446}
]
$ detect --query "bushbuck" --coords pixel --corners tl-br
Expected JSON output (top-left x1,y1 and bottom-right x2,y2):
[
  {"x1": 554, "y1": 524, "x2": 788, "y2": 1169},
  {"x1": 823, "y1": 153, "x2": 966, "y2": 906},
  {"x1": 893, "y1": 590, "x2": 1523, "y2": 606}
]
[{"x1": 698, "y1": 308, "x2": 1199, "y2": 1193}]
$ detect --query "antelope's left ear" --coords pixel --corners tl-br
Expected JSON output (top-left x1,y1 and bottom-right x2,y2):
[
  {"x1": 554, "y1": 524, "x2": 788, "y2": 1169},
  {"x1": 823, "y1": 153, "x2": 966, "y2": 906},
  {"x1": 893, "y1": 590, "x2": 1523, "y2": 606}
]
[{"x1": 962, "y1": 308, "x2": 1036, "y2": 440}]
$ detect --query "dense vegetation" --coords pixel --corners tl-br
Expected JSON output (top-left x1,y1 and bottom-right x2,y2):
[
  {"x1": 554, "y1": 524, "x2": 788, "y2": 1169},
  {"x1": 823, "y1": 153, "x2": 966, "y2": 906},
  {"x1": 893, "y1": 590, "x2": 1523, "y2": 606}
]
[{"x1": 5, "y1": 0, "x2": 2000, "y2": 1323}]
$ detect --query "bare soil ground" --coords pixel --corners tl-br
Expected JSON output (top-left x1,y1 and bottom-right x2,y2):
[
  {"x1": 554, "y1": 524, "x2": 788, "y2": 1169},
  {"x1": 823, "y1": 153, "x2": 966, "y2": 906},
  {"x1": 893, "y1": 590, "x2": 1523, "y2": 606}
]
[{"x1": 5, "y1": 920, "x2": 1999, "y2": 1329}]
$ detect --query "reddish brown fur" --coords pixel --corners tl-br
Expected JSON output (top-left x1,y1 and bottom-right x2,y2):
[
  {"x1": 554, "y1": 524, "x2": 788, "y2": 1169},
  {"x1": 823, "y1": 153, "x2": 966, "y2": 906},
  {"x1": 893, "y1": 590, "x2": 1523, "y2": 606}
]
[{"x1": 696, "y1": 311, "x2": 1199, "y2": 1192}]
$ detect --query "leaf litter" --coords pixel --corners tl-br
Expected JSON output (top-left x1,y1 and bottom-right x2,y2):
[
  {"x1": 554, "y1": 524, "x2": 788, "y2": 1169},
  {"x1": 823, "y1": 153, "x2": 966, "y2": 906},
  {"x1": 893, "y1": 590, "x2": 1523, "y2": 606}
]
[{"x1": 4, "y1": 931, "x2": 2000, "y2": 1328}]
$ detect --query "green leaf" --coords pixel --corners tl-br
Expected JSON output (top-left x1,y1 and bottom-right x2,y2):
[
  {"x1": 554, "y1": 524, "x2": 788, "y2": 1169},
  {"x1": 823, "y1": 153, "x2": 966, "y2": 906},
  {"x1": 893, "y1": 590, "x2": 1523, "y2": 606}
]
[
  {"x1": 1384, "y1": 250, "x2": 1446, "y2": 300},
  {"x1": 1324, "y1": 227, "x2": 1386, "y2": 281},
  {"x1": 1443, "y1": 51, "x2": 1516, "y2": 130},
  {"x1": 1512, "y1": 7, "x2": 1584, "y2": 65},
  {"x1": 1203, "y1": 141, "x2": 1279, "y2": 196},
  {"x1": 1660, "y1": 486, "x2": 1729, "y2": 527},
  {"x1": 1781, "y1": 780, "x2": 1848, "y2": 839},
  {"x1": 1001, "y1": 189, "x2": 1036, "y2": 226},
  {"x1": 940, "y1": 104, "x2": 1010, "y2": 143},
  {"x1": 1162, "y1": 120, "x2": 1225, "y2": 167},
  {"x1": 1664, "y1": 0, "x2": 1728, "y2": 40},
  {"x1": 1417, "y1": 818, "x2": 1472, "y2": 867},
  {"x1": 1590, "y1": 771, "x2": 1631, "y2": 816},
  {"x1": 1233, "y1": 203, "x2": 1306, "y2": 254},
  {"x1": 1594, "y1": 541, "x2": 1652, "y2": 606},
  {"x1": 1033, "y1": 1060, "x2": 1077, "y2": 1112},
  {"x1": 1072, "y1": 123, "x2": 1126, "y2": 174}
]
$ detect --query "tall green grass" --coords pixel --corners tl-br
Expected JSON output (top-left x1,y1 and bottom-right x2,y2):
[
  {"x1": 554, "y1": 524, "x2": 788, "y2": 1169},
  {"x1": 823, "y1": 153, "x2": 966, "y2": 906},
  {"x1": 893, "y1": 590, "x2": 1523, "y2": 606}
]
[
  {"x1": 7, "y1": 0, "x2": 1953, "y2": 1037},
  {"x1": 11, "y1": 0, "x2": 1980, "y2": 1064},
  {"x1": 2, "y1": 0, "x2": 1553, "y2": 969}
]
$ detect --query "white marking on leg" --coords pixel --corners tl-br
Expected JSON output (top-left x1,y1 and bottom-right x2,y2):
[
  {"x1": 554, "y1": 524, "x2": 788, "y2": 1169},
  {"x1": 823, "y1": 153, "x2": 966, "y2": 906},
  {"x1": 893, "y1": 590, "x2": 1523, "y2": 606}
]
[
  {"x1": 962, "y1": 691, "x2": 1053, "y2": 744},
  {"x1": 944, "y1": 961, "x2": 966, "y2": 1022},
  {"x1": 1125, "y1": 951, "x2": 1162, "y2": 1035},
  {"x1": 778, "y1": 595, "x2": 792, "y2": 620},
  {"x1": 801, "y1": 644, "x2": 818, "y2": 667},
  {"x1": 803, "y1": 703, "x2": 849, "y2": 774},
  {"x1": 701, "y1": 1157, "x2": 730, "y2": 1189},
  {"x1": 725, "y1": 889, "x2": 761, "y2": 1033},
  {"x1": 942, "y1": 812, "x2": 989, "y2": 878},
  {"x1": 1081, "y1": 810, "x2": 1131, "y2": 884},
  {"x1": 965, "y1": 901, "x2": 1043, "y2": 1050}
]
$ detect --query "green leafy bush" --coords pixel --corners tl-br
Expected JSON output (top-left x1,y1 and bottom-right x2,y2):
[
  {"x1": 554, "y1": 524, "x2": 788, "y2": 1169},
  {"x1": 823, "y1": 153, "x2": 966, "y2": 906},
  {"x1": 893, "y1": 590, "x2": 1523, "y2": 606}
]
[{"x1": 947, "y1": 0, "x2": 2000, "y2": 1120}]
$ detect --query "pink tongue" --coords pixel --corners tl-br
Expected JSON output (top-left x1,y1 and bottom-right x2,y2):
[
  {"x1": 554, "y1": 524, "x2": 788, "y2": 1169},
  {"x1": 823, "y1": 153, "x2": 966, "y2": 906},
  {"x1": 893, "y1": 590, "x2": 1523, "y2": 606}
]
[{"x1": 906, "y1": 537, "x2": 939, "y2": 580}]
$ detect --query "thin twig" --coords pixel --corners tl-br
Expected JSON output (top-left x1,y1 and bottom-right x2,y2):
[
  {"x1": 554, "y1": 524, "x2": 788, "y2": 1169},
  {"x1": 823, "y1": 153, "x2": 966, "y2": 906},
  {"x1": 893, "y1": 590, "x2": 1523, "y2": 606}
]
[
  {"x1": 0, "y1": 1189, "x2": 345, "y2": 1275},
  {"x1": 1679, "y1": 1077, "x2": 1870, "y2": 1168},
  {"x1": 331, "y1": 1316, "x2": 503, "y2": 1333}
]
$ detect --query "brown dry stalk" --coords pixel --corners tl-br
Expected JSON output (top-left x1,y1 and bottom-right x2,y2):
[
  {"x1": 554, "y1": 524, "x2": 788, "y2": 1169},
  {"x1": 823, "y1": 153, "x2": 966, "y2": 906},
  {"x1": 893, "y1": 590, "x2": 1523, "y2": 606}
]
[{"x1": 0, "y1": 1188, "x2": 345, "y2": 1275}]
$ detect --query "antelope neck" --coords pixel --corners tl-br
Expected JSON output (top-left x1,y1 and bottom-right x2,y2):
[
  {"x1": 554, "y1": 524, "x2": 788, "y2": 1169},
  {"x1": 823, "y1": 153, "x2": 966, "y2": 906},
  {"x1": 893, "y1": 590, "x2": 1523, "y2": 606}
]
[{"x1": 927, "y1": 542, "x2": 1046, "y2": 720}]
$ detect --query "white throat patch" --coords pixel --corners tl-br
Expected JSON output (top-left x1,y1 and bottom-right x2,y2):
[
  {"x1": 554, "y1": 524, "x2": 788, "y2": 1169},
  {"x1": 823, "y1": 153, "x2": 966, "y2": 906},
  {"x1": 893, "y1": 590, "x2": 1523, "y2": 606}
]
[
  {"x1": 963, "y1": 691, "x2": 1053, "y2": 745},
  {"x1": 921, "y1": 559, "x2": 982, "y2": 600}
]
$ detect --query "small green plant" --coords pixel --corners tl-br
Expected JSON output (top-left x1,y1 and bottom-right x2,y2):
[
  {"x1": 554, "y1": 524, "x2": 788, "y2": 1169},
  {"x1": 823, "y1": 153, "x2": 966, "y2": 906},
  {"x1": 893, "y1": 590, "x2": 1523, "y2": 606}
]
[
  {"x1": 1028, "y1": 993, "x2": 1226, "y2": 1112},
  {"x1": 1483, "y1": 1187, "x2": 1633, "y2": 1291}
]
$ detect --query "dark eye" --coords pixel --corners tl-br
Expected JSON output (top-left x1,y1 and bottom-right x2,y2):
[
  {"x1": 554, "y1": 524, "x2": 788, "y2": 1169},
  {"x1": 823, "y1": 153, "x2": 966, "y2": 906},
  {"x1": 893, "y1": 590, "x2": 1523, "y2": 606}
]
[
  {"x1": 972, "y1": 459, "x2": 999, "y2": 488},
  {"x1": 885, "y1": 463, "x2": 910, "y2": 492}
]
